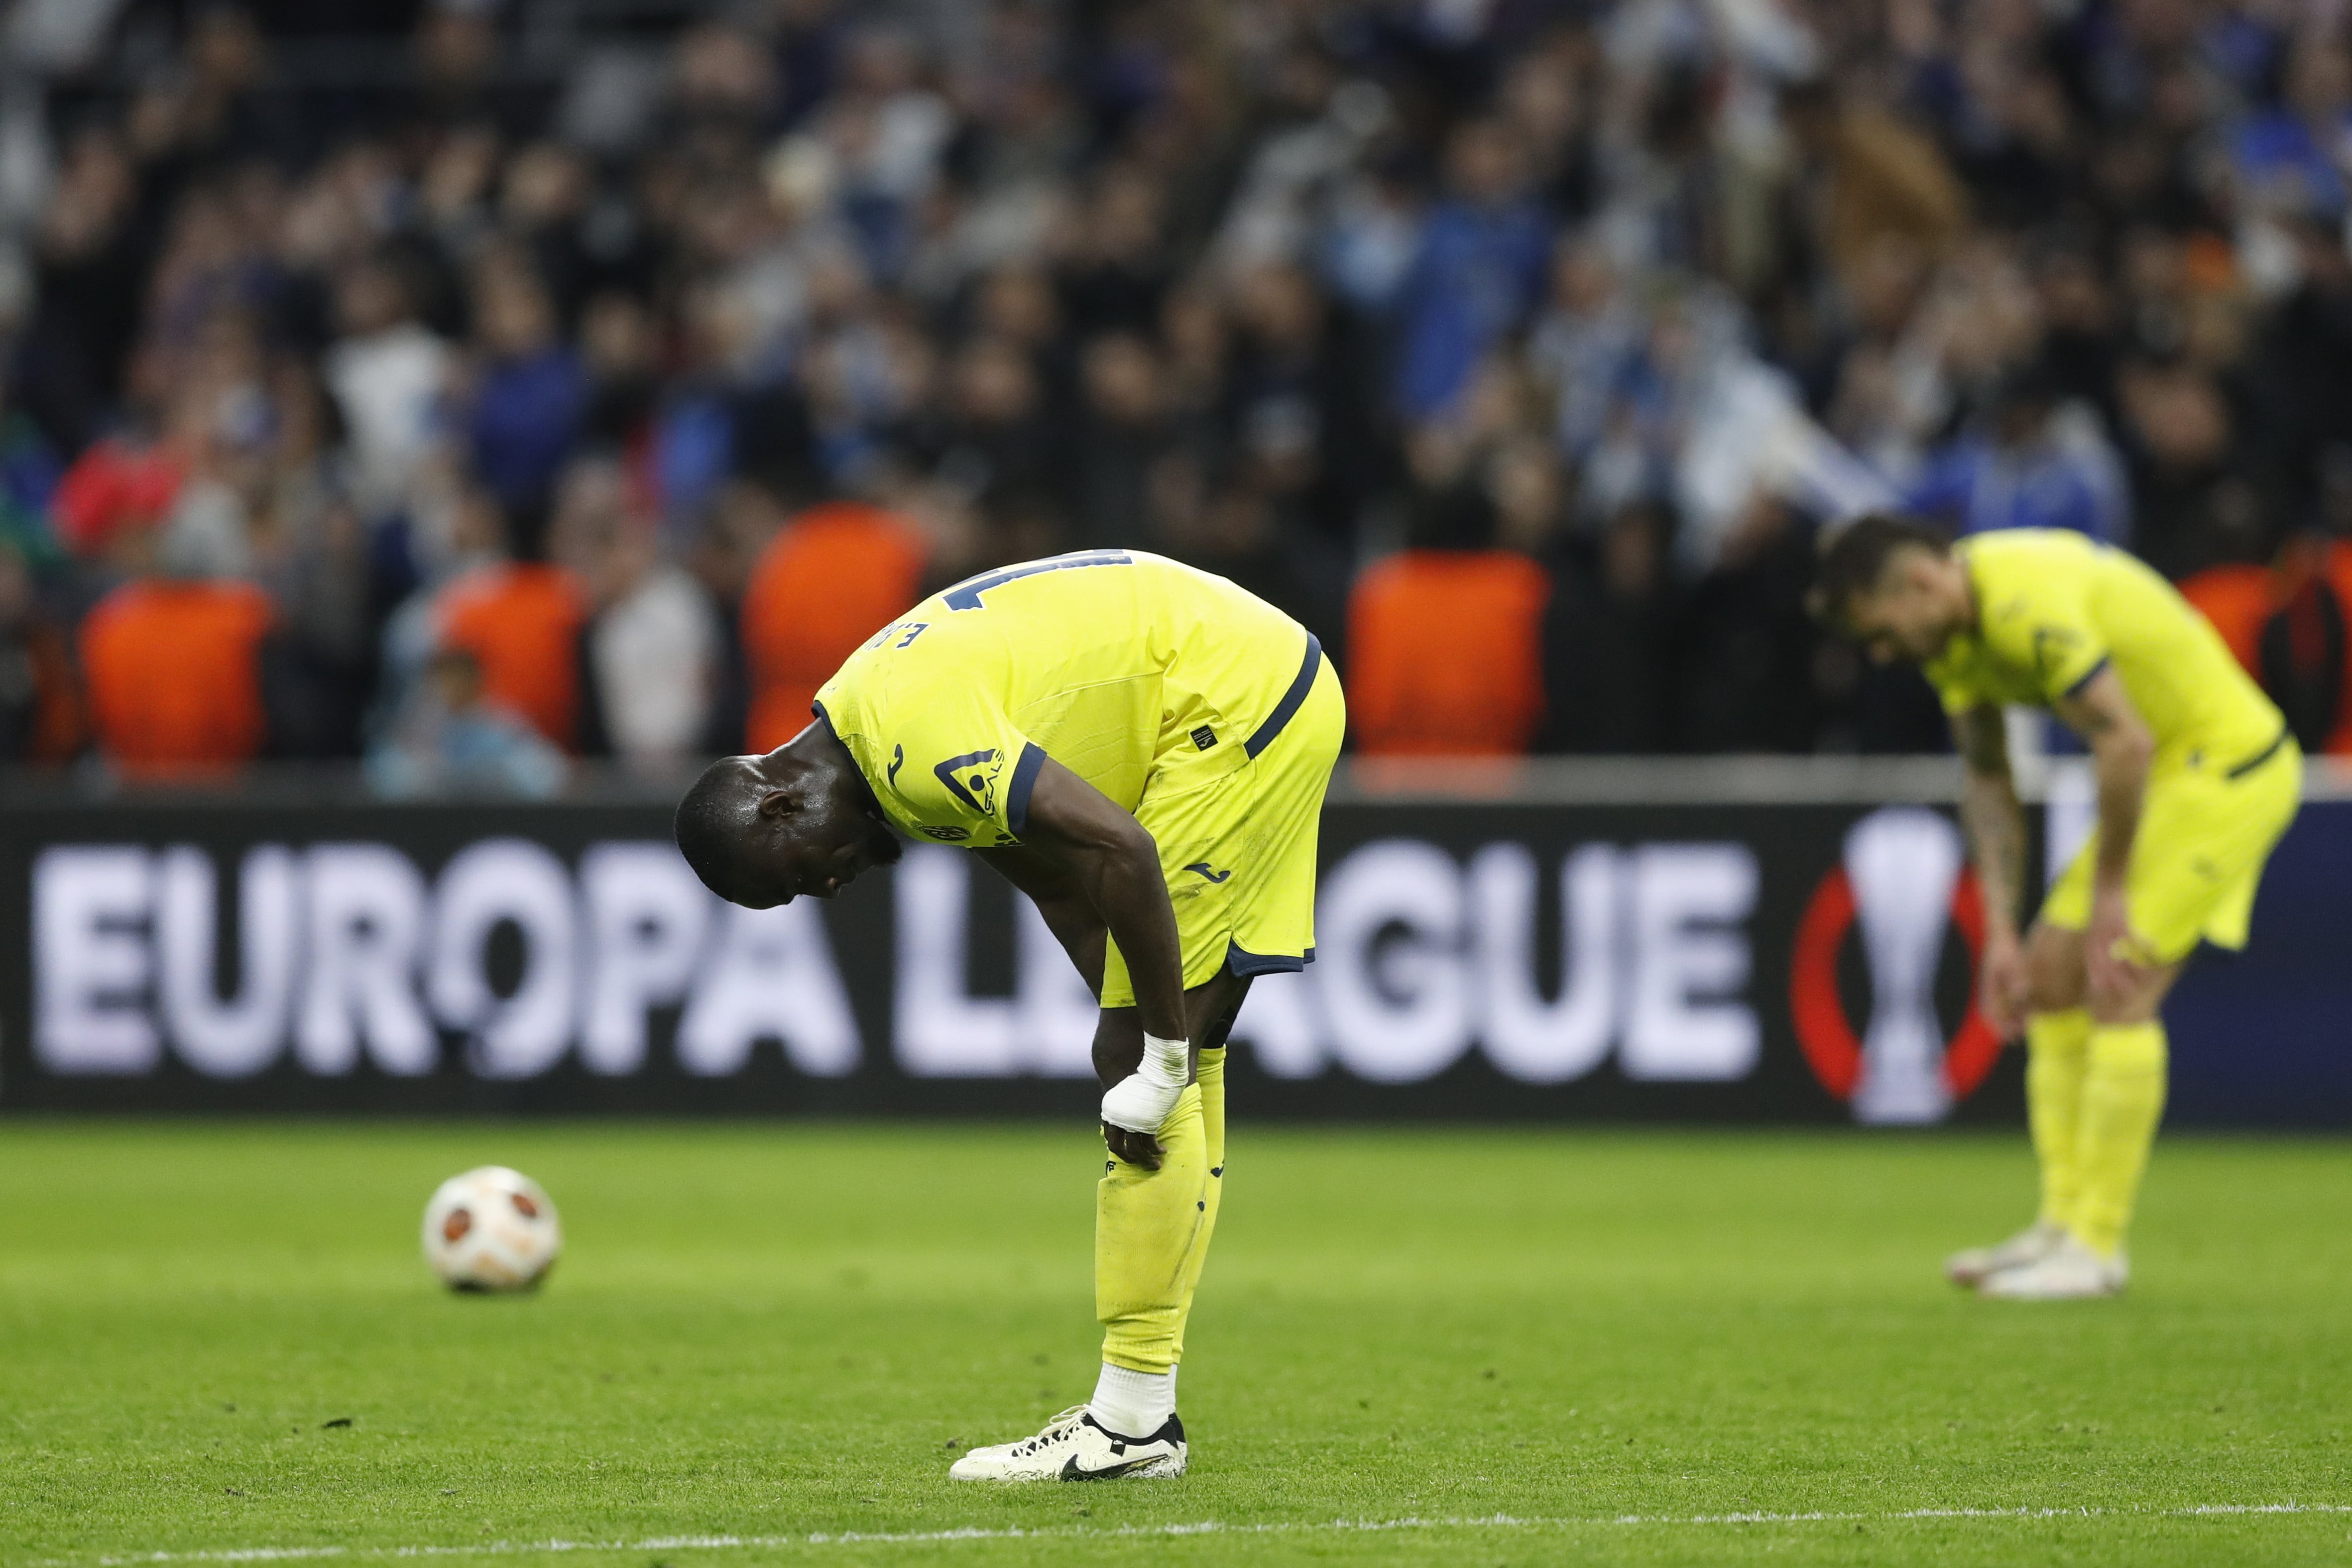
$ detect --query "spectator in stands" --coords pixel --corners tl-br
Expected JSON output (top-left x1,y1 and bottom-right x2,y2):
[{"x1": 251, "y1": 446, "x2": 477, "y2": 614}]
[
  {"x1": 2116, "y1": 358, "x2": 2266, "y2": 580},
  {"x1": 2229, "y1": 35, "x2": 2352, "y2": 218},
  {"x1": 0, "y1": 386, "x2": 64, "y2": 561},
  {"x1": 49, "y1": 346, "x2": 192, "y2": 567},
  {"x1": 1539, "y1": 501, "x2": 1680, "y2": 755},
  {"x1": 323, "y1": 252, "x2": 451, "y2": 527},
  {"x1": 367, "y1": 647, "x2": 567, "y2": 799},
  {"x1": 1225, "y1": 259, "x2": 1384, "y2": 566},
  {"x1": 1347, "y1": 477, "x2": 1549, "y2": 757},
  {"x1": 0, "y1": 542, "x2": 82, "y2": 764},
  {"x1": 739, "y1": 493, "x2": 927, "y2": 752},
  {"x1": 1071, "y1": 332, "x2": 1170, "y2": 547},
  {"x1": 560, "y1": 460, "x2": 721, "y2": 764},
  {"x1": 1393, "y1": 119, "x2": 1550, "y2": 422},
  {"x1": 430, "y1": 489, "x2": 588, "y2": 751},
  {"x1": 1904, "y1": 362, "x2": 2131, "y2": 545},
  {"x1": 1781, "y1": 78, "x2": 1966, "y2": 294},
  {"x1": 1528, "y1": 239, "x2": 1644, "y2": 474},
  {"x1": 463, "y1": 248, "x2": 585, "y2": 518}
]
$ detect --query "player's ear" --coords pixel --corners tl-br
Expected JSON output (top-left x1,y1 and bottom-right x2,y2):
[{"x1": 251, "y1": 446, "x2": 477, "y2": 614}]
[{"x1": 754, "y1": 786, "x2": 799, "y2": 820}]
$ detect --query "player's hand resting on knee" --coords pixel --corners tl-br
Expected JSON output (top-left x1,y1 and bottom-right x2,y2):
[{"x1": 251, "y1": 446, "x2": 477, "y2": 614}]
[
  {"x1": 1101, "y1": 1033, "x2": 1187, "y2": 1170},
  {"x1": 1978, "y1": 929, "x2": 2029, "y2": 1039},
  {"x1": 1101, "y1": 1120, "x2": 1163, "y2": 1170}
]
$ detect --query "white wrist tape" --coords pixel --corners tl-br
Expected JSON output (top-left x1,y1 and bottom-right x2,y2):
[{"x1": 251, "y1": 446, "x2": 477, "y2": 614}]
[{"x1": 1101, "y1": 1034, "x2": 1189, "y2": 1135}]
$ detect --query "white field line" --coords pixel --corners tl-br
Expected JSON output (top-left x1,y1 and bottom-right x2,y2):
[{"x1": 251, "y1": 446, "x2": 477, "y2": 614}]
[{"x1": 29, "y1": 1501, "x2": 2352, "y2": 1565}]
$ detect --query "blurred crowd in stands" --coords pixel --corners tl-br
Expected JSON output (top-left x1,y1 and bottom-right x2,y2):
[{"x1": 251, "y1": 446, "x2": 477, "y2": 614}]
[{"x1": 1, "y1": 0, "x2": 2351, "y2": 790}]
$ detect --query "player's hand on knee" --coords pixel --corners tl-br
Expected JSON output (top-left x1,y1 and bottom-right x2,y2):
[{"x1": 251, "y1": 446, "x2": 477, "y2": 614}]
[
  {"x1": 2084, "y1": 891, "x2": 2155, "y2": 1015},
  {"x1": 1979, "y1": 930, "x2": 2029, "y2": 1039},
  {"x1": 1102, "y1": 1120, "x2": 1164, "y2": 1170},
  {"x1": 1099, "y1": 1033, "x2": 1185, "y2": 1168}
]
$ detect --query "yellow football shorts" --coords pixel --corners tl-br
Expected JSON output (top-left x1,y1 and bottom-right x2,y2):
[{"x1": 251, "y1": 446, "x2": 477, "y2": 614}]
[
  {"x1": 2041, "y1": 730, "x2": 2302, "y2": 965},
  {"x1": 1099, "y1": 654, "x2": 1345, "y2": 1008}
]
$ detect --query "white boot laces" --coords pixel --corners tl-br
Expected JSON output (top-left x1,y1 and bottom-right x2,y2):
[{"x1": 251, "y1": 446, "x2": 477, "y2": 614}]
[{"x1": 1008, "y1": 1406, "x2": 1091, "y2": 1458}]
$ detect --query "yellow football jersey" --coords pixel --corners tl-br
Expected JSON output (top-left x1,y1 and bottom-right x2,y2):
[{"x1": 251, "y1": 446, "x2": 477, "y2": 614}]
[
  {"x1": 1925, "y1": 530, "x2": 2282, "y2": 765},
  {"x1": 814, "y1": 550, "x2": 1320, "y2": 846}
]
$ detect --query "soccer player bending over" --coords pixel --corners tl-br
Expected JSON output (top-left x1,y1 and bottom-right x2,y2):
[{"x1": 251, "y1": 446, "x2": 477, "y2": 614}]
[
  {"x1": 675, "y1": 549, "x2": 1343, "y2": 1475},
  {"x1": 1813, "y1": 518, "x2": 2300, "y2": 1299}
]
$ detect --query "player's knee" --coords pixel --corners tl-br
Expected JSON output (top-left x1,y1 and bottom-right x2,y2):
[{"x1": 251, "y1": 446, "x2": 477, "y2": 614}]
[
  {"x1": 2022, "y1": 927, "x2": 2087, "y2": 1014},
  {"x1": 2087, "y1": 975, "x2": 2167, "y2": 1027}
]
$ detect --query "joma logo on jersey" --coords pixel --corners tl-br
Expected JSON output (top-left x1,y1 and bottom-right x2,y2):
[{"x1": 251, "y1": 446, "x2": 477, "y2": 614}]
[{"x1": 935, "y1": 749, "x2": 1003, "y2": 818}]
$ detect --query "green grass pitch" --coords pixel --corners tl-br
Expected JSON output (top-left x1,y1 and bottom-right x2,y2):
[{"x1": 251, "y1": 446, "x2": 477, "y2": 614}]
[{"x1": 4, "y1": 1122, "x2": 2349, "y2": 1566}]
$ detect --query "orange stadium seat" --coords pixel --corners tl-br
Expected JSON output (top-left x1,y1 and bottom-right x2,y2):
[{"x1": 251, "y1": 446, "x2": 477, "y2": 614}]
[
  {"x1": 2175, "y1": 562, "x2": 2275, "y2": 676},
  {"x1": 1346, "y1": 549, "x2": 1550, "y2": 756},
  {"x1": 741, "y1": 501, "x2": 929, "y2": 753},
  {"x1": 80, "y1": 578, "x2": 272, "y2": 774}
]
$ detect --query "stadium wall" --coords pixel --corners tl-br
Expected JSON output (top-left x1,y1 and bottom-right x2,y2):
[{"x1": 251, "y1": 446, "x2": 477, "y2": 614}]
[{"x1": 3, "y1": 761, "x2": 2346, "y2": 1126}]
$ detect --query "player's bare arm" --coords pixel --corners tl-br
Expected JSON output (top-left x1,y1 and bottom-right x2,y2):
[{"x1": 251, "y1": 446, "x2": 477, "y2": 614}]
[
  {"x1": 1007, "y1": 754, "x2": 1196, "y2": 1169},
  {"x1": 1953, "y1": 702, "x2": 2030, "y2": 1037},
  {"x1": 971, "y1": 844, "x2": 1110, "y2": 996},
  {"x1": 2051, "y1": 666, "x2": 2163, "y2": 1016}
]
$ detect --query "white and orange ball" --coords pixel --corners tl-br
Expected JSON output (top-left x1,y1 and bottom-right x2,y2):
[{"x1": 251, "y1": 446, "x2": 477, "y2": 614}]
[{"x1": 421, "y1": 1166, "x2": 561, "y2": 1292}]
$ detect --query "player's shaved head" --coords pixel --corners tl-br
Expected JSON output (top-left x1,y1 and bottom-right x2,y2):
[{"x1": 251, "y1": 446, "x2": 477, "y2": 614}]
[
  {"x1": 675, "y1": 756, "x2": 770, "y2": 904},
  {"x1": 1812, "y1": 514, "x2": 1973, "y2": 665},
  {"x1": 675, "y1": 726, "x2": 902, "y2": 908}
]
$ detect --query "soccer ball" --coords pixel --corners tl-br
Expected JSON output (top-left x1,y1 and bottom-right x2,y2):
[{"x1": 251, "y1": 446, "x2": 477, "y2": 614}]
[{"x1": 421, "y1": 1166, "x2": 561, "y2": 1292}]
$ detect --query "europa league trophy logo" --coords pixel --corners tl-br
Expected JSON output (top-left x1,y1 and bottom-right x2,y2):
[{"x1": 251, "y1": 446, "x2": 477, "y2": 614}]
[
  {"x1": 1790, "y1": 808, "x2": 1999, "y2": 1124},
  {"x1": 1844, "y1": 809, "x2": 1961, "y2": 1125}
]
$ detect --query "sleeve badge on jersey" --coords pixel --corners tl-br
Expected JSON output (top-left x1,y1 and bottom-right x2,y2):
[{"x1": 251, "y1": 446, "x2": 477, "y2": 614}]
[
  {"x1": 2030, "y1": 624, "x2": 2079, "y2": 674},
  {"x1": 933, "y1": 748, "x2": 1004, "y2": 818}
]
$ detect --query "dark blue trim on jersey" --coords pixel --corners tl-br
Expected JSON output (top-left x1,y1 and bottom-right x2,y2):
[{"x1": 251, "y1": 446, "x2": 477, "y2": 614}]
[
  {"x1": 1227, "y1": 940, "x2": 1316, "y2": 978},
  {"x1": 1242, "y1": 635, "x2": 1323, "y2": 759},
  {"x1": 2225, "y1": 727, "x2": 2291, "y2": 781},
  {"x1": 1005, "y1": 741, "x2": 1047, "y2": 834},
  {"x1": 941, "y1": 550, "x2": 1133, "y2": 610},
  {"x1": 2060, "y1": 655, "x2": 2112, "y2": 699}
]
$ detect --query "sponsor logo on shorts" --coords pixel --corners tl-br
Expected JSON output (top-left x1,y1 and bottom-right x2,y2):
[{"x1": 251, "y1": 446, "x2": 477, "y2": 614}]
[{"x1": 920, "y1": 825, "x2": 971, "y2": 841}]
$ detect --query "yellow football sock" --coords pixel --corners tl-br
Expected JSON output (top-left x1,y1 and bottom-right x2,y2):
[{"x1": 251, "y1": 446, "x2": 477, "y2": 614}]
[
  {"x1": 2025, "y1": 1009, "x2": 2093, "y2": 1229},
  {"x1": 1097, "y1": 1079, "x2": 1214, "y2": 1374},
  {"x1": 2071, "y1": 1021, "x2": 2167, "y2": 1258},
  {"x1": 1169, "y1": 1048, "x2": 1226, "y2": 1367}
]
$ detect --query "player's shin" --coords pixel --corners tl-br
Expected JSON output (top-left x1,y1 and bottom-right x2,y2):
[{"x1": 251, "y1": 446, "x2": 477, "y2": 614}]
[
  {"x1": 1094, "y1": 1084, "x2": 1210, "y2": 1438},
  {"x1": 2072, "y1": 1021, "x2": 2166, "y2": 1258},
  {"x1": 2025, "y1": 1009, "x2": 2093, "y2": 1229},
  {"x1": 1168, "y1": 1046, "x2": 1227, "y2": 1368}
]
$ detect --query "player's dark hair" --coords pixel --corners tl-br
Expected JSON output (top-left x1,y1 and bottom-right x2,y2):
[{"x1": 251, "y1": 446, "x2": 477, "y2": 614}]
[
  {"x1": 1809, "y1": 513, "x2": 1953, "y2": 626},
  {"x1": 675, "y1": 759, "x2": 759, "y2": 901}
]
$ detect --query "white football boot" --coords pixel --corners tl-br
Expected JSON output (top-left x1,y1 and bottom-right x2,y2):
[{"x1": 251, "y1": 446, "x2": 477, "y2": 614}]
[
  {"x1": 947, "y1": 1404, "x2": 1188, "y2": 1481},
  {"x1": 1978, "y1": 1233, "x2": 2128, "y2": 1300},
  {"x1": 1944, "y1": 1220, "x2": 2066, "y2": 1287}
]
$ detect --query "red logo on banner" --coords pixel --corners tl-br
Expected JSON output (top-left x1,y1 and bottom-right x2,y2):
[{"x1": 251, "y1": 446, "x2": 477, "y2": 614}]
[{"x1": 1787, "y1": 864, "x2": 2002, "y2": 1103}]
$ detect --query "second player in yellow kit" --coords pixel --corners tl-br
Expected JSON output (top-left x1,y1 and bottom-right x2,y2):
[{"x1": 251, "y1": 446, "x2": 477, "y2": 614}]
[{"x1": 1817, "y1": 520, "x2": 2299, "y2": 1298}]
